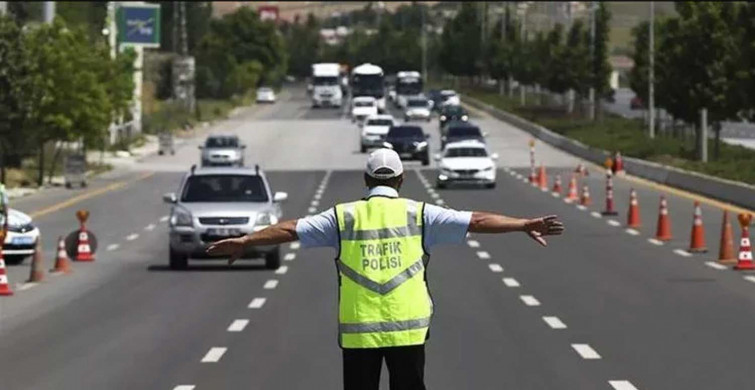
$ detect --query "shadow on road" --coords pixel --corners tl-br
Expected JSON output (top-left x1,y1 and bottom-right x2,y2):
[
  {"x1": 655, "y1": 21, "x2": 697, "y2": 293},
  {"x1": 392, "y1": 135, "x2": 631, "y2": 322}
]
[{"x1": 147, "y1": 263, "x2": 270, "y2": 272}]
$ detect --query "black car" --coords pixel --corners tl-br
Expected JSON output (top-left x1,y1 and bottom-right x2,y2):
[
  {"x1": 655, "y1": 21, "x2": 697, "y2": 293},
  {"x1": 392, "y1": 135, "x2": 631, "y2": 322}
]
[
  {"x1": 441, "y1": 123, "x2": 486, "y2": 149},
  {"x1": 438, "y1": 105, "x2": 469, "y2": 129},
  {"x1": 384, "y1": 125, "x2": 430, "y2": 166},
  {"x1": 427, "y1": 89, "x2": 443, "y2": 111}
]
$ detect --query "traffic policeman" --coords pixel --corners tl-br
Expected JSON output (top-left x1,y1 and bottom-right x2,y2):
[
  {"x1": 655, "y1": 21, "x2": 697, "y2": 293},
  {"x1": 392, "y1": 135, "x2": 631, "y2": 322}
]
[{"x1": 208, "y1": 148, "x2": 564, "y2": 390}]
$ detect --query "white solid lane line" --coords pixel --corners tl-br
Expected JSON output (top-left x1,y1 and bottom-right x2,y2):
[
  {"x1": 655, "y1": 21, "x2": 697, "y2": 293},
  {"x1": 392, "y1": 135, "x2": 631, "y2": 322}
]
[
  {"x1": 126, "y1": 233, "x2": 139, "y2": 241},
  {"x1": 571, "y1": 344, "x2": 601, "y2": 359},
  {"x1": 488, "y1": 263, "x2": 503, "y2": 273},
  {"x1": 647, "y1": 238, "x2": 663, "y2": 246},
  {"x1": 502, "y1": 278, "x2": 520, "y2": 287},
  {"x1": 264, "y1": 279, "x2": 279, "y2": 289},
  {"x1": 145, "y1": 223, "x2": 156, "y2": 231},
  {"x1": 290, "y1": 242, "x2": 300, "y2": 250},
  {"x1": 543, "y1": 316, "x2": 567, "y2": 329},
  {"x1": 160, "y1": 215, "x2": 169, "y2": 222},
  {"x1": 284, "y1": 253, "x2": 296, "y2": 261},
  {"x1": 173, "y1": 386, "x2": 195, "y2": 390},
  {"x1": 673, "y1": 249, "x2": 692, "y2": 257},
  {"x1": 201, "y1": 347, "x2": 227, "y2": 363},
  {"x1": 608, "y1": 380, "x2": 640, "y2": 390},
  {"x1": 705, "y1": 261, "x2": 727, "y2": 270},
  {"x1": 743, "y1": 276, "x2": 755, "y2": 283},
  {"x1": 106, "y1": 244, "x2": 120, "y2": 251},
  {"x1": 275, "y1": 265, "x2": 289, "y2": 275},
  {"x1": 607, "y1": 220, "x2": 621, "y2": 227},
  {"x1": 519, "y1": 295, "x2": 540, "y2": 306},
  {"x1": 476, "y1": 251, "x2": 490, "y2": 259},
  {"x1": 248, "y1": 298, "x2": 266, "y2": 309},
  {"x1": 625, "y1": 229, "x2": 640, "y2": 236},
  {"x1": 467, "y1": 240, "x2": 480, "y2": 248},
  {"x1": 227, "y1": 319, "x2": 250, "y2": 332},
  {"x1": 590, "y1": 211, "x2": 602, "y2": 218}
]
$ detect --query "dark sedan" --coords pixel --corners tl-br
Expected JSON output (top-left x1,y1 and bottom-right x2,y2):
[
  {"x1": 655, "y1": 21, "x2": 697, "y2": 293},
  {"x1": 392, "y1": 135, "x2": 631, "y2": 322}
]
[
  {"x1": 383, "y1": 125, "x2": 430, "y2": 166},
  {"x1": 441, "y1": 123, "x2": 486, "y2": 149},
  {"x1": 438, "y1": 105, "x2": 469, "y2": 130}
]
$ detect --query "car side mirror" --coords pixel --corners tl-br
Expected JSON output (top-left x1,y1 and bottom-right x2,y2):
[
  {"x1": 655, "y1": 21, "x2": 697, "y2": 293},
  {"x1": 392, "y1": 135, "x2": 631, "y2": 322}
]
[
  {"x1": 198, "y1": 145, "x2": 204, "y2": 150},
  {"x1": 273, "y1": 192, "x2": 288, "y2": 203},
  {"x1": 163, "y1": 193, "x2": 177, "y2": 204},
  {"x1": 433, "y1": 154, "x2": 441, "y2": 161},
  {"x1": 491, "y1": 153, "x2": 499, "y2": 160}
]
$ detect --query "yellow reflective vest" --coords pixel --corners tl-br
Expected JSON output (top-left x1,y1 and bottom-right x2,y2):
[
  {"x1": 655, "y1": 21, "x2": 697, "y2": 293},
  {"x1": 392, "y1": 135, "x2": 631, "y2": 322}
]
[{"x1": 335, "y1": 197, "x2": 432, "y2": 348}]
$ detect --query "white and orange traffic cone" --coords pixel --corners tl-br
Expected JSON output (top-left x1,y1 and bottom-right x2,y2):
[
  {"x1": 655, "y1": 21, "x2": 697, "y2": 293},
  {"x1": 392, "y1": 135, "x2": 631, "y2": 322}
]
[
  {"x1": 655, "y1": 196, "x2": 672, "y2": 241},
  {"x1": 552, "y1": 175, "x2": 563, "y2": 196},
  {"x1": 537, "y1": 164, "x2": 548, "y2": 191},
  {"x1": 613, "y1": 151, "x2": 624, "y2": 174},
  {"x1": 50, "y1": 236, "x2": 72, "y2": 274},
  {"x1": 627, "y1": 189, "x2": 641, "y2": 228},
  {"x1": 565, "y1": 175, "x2": 579, "y2": 203},
  {"x1": 688, "y1": 202, "x2": 707, "y2": 253},
  {"x1": 580, "y1": 185, "x2": 592, "y2": 206},
  {"x1": 602, "y1": 169, "x2": 618, "y2": 216},
  {"x1": 0, "y1": 231, "x2": 13, "y2": 296},
  {"x1": 733, "y1": 214, "x2": 754, "y2": 271},
  {"x1": 75, "y1": 210, "x2": 95, "y2": 262}
]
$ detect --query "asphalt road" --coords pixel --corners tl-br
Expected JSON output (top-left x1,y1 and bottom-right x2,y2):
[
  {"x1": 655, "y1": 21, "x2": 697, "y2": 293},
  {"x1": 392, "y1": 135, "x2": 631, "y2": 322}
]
[{"x1": 1, "y1": 86, "x2": 755, "y2": 389}]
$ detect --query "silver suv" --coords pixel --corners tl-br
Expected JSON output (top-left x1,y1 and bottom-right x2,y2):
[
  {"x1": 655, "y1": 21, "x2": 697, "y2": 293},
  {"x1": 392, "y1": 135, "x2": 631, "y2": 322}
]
[
  {"x1": 199, "y1": 135, "x2": 245, "y2": 167},
  {"x1": 163, "y1": 165, "x2": 288, "y2": 270}
]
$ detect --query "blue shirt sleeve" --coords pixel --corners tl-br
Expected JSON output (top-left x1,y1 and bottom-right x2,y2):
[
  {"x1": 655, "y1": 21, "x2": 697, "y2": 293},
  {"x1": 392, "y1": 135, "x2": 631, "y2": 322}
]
[
  {"x1": 422, "y1": 204, "x2": 472, "y2": 253},
  {"x1": 295, "y1": 208, "x2": 339, "y2": 249}
]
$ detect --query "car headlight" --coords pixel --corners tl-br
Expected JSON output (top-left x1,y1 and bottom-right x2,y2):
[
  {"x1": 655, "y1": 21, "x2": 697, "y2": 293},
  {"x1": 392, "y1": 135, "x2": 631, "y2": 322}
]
[
  {"x1": 383, "y1": 142, "x2": 393, "y2": 149},
  {"x1": 440, "y1": 115, "x2": 447, "y2": 121},
  {"x1": 171, "y1": 207, "x2": 193, "y2": 227},
  {"x1": 461, "y1": 115, "x2": 469, "y2": 121},
  {"x1": 483, "y1": 166, "x2": 494, "y2": 172},
  {"x1": 414, "y1": 141, "x2": 427, "y2": 149},
  {"x1": 256, "y1": 212, "x2": 278, "y2": 226}
]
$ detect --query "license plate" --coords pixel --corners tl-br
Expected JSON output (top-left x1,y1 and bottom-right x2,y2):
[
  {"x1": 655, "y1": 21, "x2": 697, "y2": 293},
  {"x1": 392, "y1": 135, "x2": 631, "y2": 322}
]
[
  {"x1": 400, "y1": 153, "x2": 413, "y2": 158},
  {"x1": 11, "y1": 237, "x2": 34, "y2": 245},
  {"x1": 206, "y1": 228, "x2": 241, "y2": 237}
]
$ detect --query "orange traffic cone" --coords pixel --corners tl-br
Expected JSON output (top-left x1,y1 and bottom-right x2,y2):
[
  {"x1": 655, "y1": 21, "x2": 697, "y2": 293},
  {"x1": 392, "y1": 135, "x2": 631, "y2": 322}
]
[
  {"x1": 580, "y1": 185, "x2": 592, "y2": 206},
  {"x1": 627, "y1": 189, "x2": 641, "y2": 228},
  {"x1": 552, "y1": 175, "x2": 563, "y2": 195},
  {"x1": 688, "y1": 202, "x2": 707, "y2": 253},
  {"x1": 733, "y1": 214, "x2": 753, "y2": 270},
  {"x1": 26, "y1": 238, "x2": 44, "y2": 283},
  {"x1": 602, "y1": 169, "x2": 618, "y2": 216},
  {"x1": 565, "y1": 175, "x2": 579, "y2": 203},
  {"x1": 655, "y1": 196, "x2": 672, "y2": 241},
  {"x1": 717, "y1": 211, "x2": 737, "y2": 264},
  {"x1": 537, "y1": 164, "x2": 548, "y2": 190},
  {"x1": 613, "y1": 151, "x2": 624, "y2": 174},
  {"x1": 50, "y1": 236, "x2": 72, "y2": 274},
  {"x1": 0, "y1": 232, "x2": 13, "y2": 296}
]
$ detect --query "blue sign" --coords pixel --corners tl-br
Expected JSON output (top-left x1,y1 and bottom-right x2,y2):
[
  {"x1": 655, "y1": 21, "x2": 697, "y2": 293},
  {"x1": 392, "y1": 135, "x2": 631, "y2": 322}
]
[{"x1": 117, "y1": 5, "x2": 161, "y2": 48}]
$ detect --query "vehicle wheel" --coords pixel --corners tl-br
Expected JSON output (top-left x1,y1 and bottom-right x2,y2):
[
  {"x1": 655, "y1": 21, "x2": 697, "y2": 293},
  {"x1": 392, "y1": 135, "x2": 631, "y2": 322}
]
[
  {"x1": 81, "y1": 181, "x2": 87, "y2": 188},
  {"x1": 436, "y1": 182, "x2": 446, "y2": 189},
  {"x1": 360, "y1": 144, "x2": 367, "y2": 153},
  {"x1": 486, "y1": 182, "x2": 496, "y2": 189},
  {"x1": 4, "y1": 255, "x2": 26, "y2": 265},
  {"x1": 158, "y1": 150, "x2": 164, "y2": 156},
  {"x1": 422, "y1": 155, "x2": 429, "y2": 166},
  {"x1": 65, "y1": 182, "x2": 72, "y2": 189},
  {"x1": 169, "y1": 247, "x2": 188, "y2": 270},
  {"x1": 265, "y1": 248, "x2": 281, "y2": 270}
]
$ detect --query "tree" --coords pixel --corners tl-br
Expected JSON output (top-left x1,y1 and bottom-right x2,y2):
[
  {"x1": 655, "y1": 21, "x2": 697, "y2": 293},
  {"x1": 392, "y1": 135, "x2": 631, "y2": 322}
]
[
  {"x1": 543, "y1": 24, "x2": 569, "y2": 97},
  {"x1": 562, "y1": 20, "x2": 590, "y2": 112},
  {"x1": 628, "y1": 21, "x2": 651, "y2": 106},
  {"x1": 591, "y1": 2, "x2": 612, "y2": 103},
  {"x1": 284, "y1": 14, "x2": 321, "y2": 78},
  {"x1": 438, "y1": 2, "x2": 482, "y2": 79},
  {"x1": 57, "y1": 2, "x2": 108, "y2": 44}
]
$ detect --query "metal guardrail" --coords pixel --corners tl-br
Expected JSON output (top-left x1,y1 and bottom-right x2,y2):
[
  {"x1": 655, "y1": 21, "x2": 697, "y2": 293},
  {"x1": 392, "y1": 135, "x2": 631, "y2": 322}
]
[{"x1": 463, "y1": 95, "x2": 755, "y2": 211}]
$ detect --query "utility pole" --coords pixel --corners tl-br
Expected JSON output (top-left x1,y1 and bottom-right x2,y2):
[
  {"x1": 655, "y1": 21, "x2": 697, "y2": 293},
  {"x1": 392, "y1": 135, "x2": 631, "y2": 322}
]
[
  {"x1": 588, "y1": 1, "x2": 596, "y2": 120},
  {"x1": 179, "y1": 1, "x2": 187, "y2": 55},
  {"x1": 421, "y1": 5, "x2": 427, "y2": 85},
  {"x1": 43, "y1": 1, "x2": 55, "y2": 23},
  {"x1": 648, "y1": 1, "x2": 656, "y2": 138}
]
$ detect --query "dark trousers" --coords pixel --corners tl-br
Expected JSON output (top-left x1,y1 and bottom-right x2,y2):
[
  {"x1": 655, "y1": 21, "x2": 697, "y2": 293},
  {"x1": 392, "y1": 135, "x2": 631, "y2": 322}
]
[{"x1": 342, "y1": 345, "x2": 426, "y2": 390}]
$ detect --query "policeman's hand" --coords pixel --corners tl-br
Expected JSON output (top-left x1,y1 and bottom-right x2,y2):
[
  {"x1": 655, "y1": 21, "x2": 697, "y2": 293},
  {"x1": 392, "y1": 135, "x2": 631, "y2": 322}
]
[
  {"x1": 206, "y1": 237, "x2": 247, "y2": 265},
  {"x1": 524, "y1": 215, "x2": 564, "y2": 247}
]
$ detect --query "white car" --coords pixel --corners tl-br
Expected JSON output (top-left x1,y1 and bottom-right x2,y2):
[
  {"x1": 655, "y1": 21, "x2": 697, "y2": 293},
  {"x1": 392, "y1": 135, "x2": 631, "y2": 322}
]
[
  {"x1": 435, "y1": 140, "x2": 498, "y2": 189},
  {"x1": 256, "y1": 87, "x2": 276, "y2": 104},
  {"x1": 440, "y1": 90, "x2": 461, "y2": 107},
  {"x1": 404, "y1": 97, "x2": 432, "y2": 122},
  {"x1": 1, "y1": 208, "x2": 41, "y2": 265},
  {"x1": 351, "y1": 96, "x2": 378, "y2": 123},
  {"x1": 360, "y1": 114, "x2": 396, "y2": 153}
]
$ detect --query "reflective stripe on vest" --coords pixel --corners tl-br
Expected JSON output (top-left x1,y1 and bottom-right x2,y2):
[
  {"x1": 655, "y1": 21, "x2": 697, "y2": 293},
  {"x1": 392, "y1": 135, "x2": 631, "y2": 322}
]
[{"x1": 336, "y1": 197, "x2": 432, "y2": 348}]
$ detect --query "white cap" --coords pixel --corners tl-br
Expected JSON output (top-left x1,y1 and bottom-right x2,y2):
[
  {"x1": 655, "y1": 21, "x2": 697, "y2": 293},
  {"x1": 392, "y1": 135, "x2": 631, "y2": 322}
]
[{"x1": 366, "y1": 148, "x2": 404, "y2": 179}]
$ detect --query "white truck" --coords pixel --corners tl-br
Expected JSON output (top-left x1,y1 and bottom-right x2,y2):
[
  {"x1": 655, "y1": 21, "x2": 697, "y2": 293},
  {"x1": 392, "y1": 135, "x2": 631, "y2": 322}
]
[
  {"x1": 351, "y1": 63, "x2": 386, "y2": 113},
  {"x1": 395, "y1": 71, "x2": 423, "y2": 109},
  {"x1": 311, "y1": 63, "x2": 343, "y2": 108}
]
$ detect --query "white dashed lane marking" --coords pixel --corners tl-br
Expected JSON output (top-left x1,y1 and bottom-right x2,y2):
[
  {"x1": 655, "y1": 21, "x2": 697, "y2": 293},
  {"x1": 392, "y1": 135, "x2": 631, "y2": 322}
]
[
  {"x1": 126, "y1": 233, "x2": 139, "y2": 241},
  {"x1": 18, "y1": 283, "x2": 38, "y2": 291},
  {"x1": 201, "y1": 347, "x2": 227, "y2": 363},
  {"x1": 160, "y1": 216, "x2": 169, "y2": 222},
  {"x1": 173, "y1": 386, "x2": 195, "y2": 390},
  {"x1": 576, "y1": 205, "x2": 587, "y2": 211},
  {"x1": 431, "y1": 193, "x2": 440, "y2": 199},
  {"x1": 647, "y1": 238, "x2": 663, "y2": 246},
  {"x1": 308, "y1": 207, "x2": 317, "y2": 213},
  {"x1": 572, "y1": 344, "x2": 601, "y2": 359},
  {"x1": 314, "y1": 193, "x2": 322, "y2": 200},
  {"x1": 519, "y1": 295, "x2": 540, "y2": 306},
  {"x1": 673, "y1": 249, "x2": 692, "y2": 257},
  {"x1": 607, "y1": 220, "x2": 621, "y2": 227},
  {"x1": 590, "y1": 211, "x2": 602, "y2": 218},
  {"x1": 551, "y1": 192, "x2": 560, "y2": 198},
  {"x1": 106, "y1": 244, "x2": 120, "y2": 251},
  {"x1": 609, "y1": 380, "x2": 640, "y2": 390},
  {"x1": 744, "y1": 276, "x2": 755, "y2": 284},
  {"x1": 435, "y1": 199, "x2": 445, "y2": 205},
  {"x1": 488, "y1": 263, "x2": 503, "y2": 273},
  {"x1": 543, "y1": 316, "x2": 567, "y2": 329},
  {"x1": 275, "y1": 265, "x2": 289, "y2": 275},
  {"x1": 502, "y1": 278, "x2": 520, "y2": 287},
  {"x1": 311, "y1": 200, "x2": 319, "y2": 207},
  {"x1": 625, "y1": 229, "x2": 640, "y2": 236},
  {"x1": 290, "y1": 242, "x2": 300, "y2": 250},
  {"x1": 476, "y1": 251, "x2": 490, "y2": 259},
  {"x1": 284, "y1": 253, "x2": 296, "y2": 261},
  {"x1": 467, "y1": 240, "x2": 480, "y2": 248},
  {"x1": 264, "y1": 279, "x2": 279, "y2": 289},
  {"x1": 145, "y1": 223, "x2": 156, "y2": 231},
  {"x1": 705, "y1": 262, "x2": 727, "y2": 270},
  {"x1": 248, "y1": 298, "x2": 266, "y2": 309},
  {"x1": 227, "y1": 319, "x2": 250, "y2": 332}
]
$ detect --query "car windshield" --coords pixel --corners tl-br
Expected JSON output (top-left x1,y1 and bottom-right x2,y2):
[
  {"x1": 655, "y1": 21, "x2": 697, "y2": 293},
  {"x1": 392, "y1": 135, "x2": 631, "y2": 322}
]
[
  {"x1": 445, "y1": 147, "x2": 488, "y2": 158},
  {"x1": 258, "y1": 88, "x2": 272, "y2": 93},
  {"x1": 205, "y1": 137, "x2": 239, "y2": 148},
  {"x1": 448, "y1": 127, "x2": 481, "y2": 137},
  {"x1": 408, "y1": 99, "x2": 428, "y2": 107},
  {"x1": 181, "y1": 175, "x2": 268, "y2": 203},
  {"x1": 442, "y1": 106, "x2": 466, "y2": 116},
  {"x1": 355, "y1": 101, "x2": 374, "y2": 107},
  {"x1": 313, "y1": 76, "x2": 338, "y2": 85},
  {"x1": 367, "y1": 119, "x2": 393, "y2": 126},
  {"x1": 388, "y1": 126, "x2": 423, "y2": 138},
  {"x1": 441, "y1": 91, "x2": 457, "y2": 97}
]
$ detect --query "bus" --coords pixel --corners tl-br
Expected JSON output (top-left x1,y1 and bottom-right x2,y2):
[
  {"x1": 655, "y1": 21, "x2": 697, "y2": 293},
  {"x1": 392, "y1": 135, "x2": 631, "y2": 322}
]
[
  {"x1": 351, "y1": 63, "x2": 386, "y2": 113},
  {"x1": 395, "y1": 71, "x2": 423, "y2": 109}
]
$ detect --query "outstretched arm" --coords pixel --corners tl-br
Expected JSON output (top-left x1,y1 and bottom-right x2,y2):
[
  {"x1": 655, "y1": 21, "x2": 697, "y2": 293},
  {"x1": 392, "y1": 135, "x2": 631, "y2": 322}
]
[
  {"x1": 206, "y1": 219, "x2": 299, "y2": 264},
  {"x1": 468, "y1": 212, "x2": 564, "y2": 246}
]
